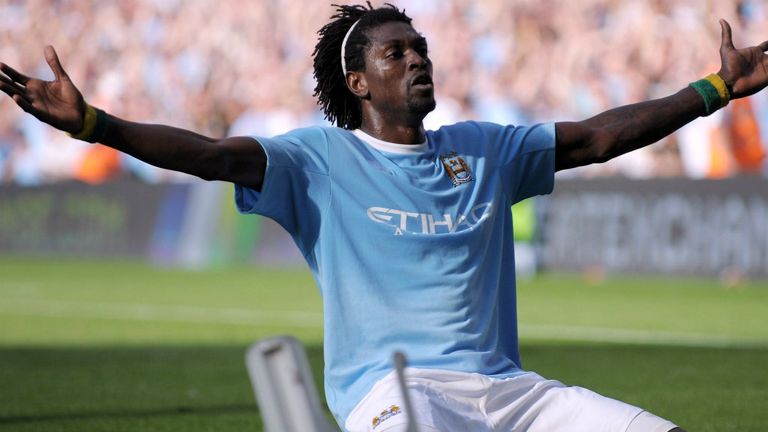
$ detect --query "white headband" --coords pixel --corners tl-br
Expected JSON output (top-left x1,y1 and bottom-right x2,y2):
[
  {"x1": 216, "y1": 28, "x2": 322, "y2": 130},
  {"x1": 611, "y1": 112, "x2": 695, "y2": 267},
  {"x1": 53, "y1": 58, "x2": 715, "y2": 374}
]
[{"x1": 341, "y1": 19, "x2": 361, "y2": 77}]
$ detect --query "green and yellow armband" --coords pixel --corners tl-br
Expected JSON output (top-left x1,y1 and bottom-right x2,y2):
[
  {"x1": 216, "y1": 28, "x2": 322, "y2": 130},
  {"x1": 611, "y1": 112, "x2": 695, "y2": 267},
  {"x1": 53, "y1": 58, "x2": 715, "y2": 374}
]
[
  {"x1": 689, "y1": 73, "x2": 731, "y2": 116},
  {"x1": 67, "y1": 103, "x2": 108, "y2": 143}
]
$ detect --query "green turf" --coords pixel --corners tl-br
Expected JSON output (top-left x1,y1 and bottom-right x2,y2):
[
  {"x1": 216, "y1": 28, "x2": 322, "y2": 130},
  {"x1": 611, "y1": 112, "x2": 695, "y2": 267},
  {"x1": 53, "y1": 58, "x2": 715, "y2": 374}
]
[
  {"x1": 1, "y1": 257, "x2": 767, "y2": 431},
  {"x1": 518, "y1": 273, "x2": 768, "y2": 345},
  {"x1": 0, "y1": 258, "x2": 324, "y2": 345}
]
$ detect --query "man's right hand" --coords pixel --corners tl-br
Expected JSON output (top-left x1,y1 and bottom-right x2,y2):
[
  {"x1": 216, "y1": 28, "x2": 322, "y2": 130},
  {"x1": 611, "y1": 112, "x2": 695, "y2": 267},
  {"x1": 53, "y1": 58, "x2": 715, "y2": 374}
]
[
  {"x1": 0, "y1": 45, "x2": 85, "y2": 134},
  {"x1": 1, "y1": 45, "x2": 266, "y2": 190}
]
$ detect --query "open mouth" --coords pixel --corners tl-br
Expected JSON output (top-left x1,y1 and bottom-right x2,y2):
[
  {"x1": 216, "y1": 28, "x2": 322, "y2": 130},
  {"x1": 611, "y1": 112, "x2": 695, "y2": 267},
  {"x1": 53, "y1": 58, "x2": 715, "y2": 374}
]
[{"x1": 411, "y1": 74, "x2": 433, "y2": 89}]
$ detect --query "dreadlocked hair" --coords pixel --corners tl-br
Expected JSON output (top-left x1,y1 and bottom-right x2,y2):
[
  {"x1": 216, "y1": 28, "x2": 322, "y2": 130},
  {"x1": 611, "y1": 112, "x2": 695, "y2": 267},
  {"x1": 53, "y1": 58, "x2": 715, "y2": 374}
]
[{"x1": 312, "y1": 2, "x2": 413, "y2": 129}]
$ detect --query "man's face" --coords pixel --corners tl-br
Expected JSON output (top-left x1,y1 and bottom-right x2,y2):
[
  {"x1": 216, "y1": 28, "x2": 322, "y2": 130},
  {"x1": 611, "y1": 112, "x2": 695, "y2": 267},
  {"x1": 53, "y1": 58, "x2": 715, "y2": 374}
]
[{"x1": 359, "y1": 21, "x2": 435, "y2": 121}]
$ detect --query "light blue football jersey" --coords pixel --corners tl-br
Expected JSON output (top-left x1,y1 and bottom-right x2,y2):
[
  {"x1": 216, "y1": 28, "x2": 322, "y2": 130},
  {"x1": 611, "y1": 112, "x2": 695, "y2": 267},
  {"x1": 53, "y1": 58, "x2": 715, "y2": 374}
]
[{"x1": 235, "y1": 121, "x2": 556, "y2": 426}]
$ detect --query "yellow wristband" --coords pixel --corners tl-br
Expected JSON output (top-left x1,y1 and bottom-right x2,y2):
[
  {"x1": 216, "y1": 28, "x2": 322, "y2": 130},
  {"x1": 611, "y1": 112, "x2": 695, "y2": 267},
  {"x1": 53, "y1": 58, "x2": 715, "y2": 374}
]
[
  {"x1": 67, "y1": 104, "x2": 98, "y2": 141},
  {"x1": 704, "y1": 73, "x2": 731, "y2": 106}
]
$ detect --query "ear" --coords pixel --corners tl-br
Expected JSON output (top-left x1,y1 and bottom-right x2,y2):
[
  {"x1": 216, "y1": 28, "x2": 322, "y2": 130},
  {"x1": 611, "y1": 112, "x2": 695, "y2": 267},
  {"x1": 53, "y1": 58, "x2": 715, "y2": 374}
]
[{"x1": 346, "y1": 71, "x2": 369, "y2": 99}]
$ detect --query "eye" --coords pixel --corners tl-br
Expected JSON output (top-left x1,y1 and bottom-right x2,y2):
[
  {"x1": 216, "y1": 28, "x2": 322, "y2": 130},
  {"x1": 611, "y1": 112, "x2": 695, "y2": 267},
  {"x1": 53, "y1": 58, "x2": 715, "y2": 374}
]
[{"x1": 386, "y1": 49, "x2": 403, "y2": 59}]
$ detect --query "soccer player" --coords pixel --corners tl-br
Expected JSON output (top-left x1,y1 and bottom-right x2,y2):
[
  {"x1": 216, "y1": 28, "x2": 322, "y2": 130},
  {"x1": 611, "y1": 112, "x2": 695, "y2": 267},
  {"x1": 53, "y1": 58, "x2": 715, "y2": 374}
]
[{"x1": 2, "y1": 3, "x2": 767, "y2": 431}]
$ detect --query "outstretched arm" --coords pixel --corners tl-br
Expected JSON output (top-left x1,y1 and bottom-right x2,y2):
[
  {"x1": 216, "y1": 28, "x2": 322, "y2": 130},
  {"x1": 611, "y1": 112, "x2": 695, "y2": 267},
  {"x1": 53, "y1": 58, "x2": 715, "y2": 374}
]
[
  {"x1": 555, "y1": 20, "x2": 768, "y2": 171},
  {"x1": 0, "y1": 46, "x2": 266, "y2": 190}
]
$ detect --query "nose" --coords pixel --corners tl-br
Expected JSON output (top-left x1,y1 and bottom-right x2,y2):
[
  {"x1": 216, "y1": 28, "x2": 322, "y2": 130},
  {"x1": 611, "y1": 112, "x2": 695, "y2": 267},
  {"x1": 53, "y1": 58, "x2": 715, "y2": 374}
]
[{"x1": 407, "y1": 49, "x2": 428, "y2": 70}]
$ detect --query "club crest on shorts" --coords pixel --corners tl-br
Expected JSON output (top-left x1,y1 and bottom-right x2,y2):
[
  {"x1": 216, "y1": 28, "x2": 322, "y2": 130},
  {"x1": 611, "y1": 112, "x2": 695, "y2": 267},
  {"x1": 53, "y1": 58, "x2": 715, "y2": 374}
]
[
  {"x1": 371, "y1": 404, "x2": 402, "y2": 429},
  {"x1": 440, "y1": 151, "x2": 473, "y2": 186}
]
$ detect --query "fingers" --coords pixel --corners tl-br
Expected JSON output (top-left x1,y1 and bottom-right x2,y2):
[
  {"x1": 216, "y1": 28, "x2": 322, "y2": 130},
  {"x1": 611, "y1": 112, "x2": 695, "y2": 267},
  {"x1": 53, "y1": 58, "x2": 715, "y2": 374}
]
[
  {"x1": 0, "y1": 71, "x2": 25, "y2": 92},
  {"x1": 44, "y1": 45, "x2": 69, "y2": 81},
  {"x1": 0, "y1": 73, "x2": 31, "y2": 104},
  {"x1": 720, "y1": 19, "x2": 735, "y2": 51},
  {"x1": 0, "y1": 62, "x2": 30, "y2": 86},
  {"x1": 12, "y1": 94, "x2": 34, "y2": 113}
]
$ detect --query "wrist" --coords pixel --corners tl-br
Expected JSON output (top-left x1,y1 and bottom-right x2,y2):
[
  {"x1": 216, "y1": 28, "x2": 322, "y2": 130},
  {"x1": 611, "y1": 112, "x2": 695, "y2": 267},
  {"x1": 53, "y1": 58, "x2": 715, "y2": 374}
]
[
  {"x1": 716, "y1": 70, "x2": 736, "y2": 97},
  {"x1": 689, "y1": 73, "x2": 731, "y2": 116},
  {"x1": 67, "y1": 103, "x2": 108, "y2": 143},
  {"x1": 717, "y1": 70, "x2": 736, "y2": 99}
]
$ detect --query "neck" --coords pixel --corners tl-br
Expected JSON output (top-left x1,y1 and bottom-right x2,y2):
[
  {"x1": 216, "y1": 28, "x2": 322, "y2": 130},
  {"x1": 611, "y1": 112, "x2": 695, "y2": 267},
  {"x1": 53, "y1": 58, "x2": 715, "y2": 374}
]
[{"x1": 359, "y1": 113, "x2": 426, "y2": 144}]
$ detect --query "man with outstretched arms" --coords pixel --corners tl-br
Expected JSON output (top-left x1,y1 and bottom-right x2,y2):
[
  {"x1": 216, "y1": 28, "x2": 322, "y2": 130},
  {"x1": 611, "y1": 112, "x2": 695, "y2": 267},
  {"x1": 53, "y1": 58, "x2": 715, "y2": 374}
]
[{"x1": 3, "y1": 3, "x2": 767, "y2": 431}]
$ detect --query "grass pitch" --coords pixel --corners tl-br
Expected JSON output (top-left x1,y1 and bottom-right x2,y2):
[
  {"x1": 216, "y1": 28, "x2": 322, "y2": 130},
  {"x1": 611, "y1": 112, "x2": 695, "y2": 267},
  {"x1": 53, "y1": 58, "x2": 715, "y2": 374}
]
[{"x1": 1, "y1": 257, "x2": 767, "y2": 431}]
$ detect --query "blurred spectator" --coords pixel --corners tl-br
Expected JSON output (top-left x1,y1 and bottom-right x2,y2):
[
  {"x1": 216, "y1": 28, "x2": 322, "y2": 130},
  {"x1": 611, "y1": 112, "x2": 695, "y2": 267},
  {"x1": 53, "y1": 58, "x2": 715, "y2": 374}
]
[{"x1": 0, "y1": 0, "x2": 763, "y2": 183}]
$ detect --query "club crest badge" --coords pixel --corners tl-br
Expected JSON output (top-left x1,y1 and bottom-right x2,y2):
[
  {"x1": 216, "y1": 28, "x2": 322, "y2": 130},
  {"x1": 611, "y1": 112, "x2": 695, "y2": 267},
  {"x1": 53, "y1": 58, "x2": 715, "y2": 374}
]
[
  {"x1": 372, "y1": 405, "x2": 402, "y2": 429},
  {"x1": 440, "y1": 151, "x2": 473, "y2": 187}
]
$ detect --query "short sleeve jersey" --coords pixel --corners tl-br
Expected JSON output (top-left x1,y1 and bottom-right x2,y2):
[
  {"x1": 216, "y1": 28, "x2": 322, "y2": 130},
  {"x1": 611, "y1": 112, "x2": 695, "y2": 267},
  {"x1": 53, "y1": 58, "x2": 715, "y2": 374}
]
[{"x1": 235, "y1": 121, "x2": 556, "y2": 425}]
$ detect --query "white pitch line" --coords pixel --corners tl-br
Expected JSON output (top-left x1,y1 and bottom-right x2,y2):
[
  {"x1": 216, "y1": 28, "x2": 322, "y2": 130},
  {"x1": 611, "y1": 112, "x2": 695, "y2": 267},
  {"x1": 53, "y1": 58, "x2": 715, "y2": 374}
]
[
  {"x1": 1, "y1": 299, "x2": 766, "y2": 348},
  {"x1": 0, "y1": 298, "x2": 323, "y2": 328},
  {"x1": 520, "y1": 324, "x2": 768, "y2": 348}
]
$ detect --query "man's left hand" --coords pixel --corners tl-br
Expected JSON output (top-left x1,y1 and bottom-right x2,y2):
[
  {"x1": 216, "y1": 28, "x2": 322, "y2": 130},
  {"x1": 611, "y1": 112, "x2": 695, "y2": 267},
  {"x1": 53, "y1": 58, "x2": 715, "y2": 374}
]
[{"x1": 718, "y1": 19, "x2": 768, "y2": 99}]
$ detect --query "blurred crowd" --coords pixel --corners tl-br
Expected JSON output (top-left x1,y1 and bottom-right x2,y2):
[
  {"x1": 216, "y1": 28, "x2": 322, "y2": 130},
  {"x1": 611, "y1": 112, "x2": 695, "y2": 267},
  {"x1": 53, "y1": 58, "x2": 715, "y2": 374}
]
[{"x1": 1, "y1": 0, "x2": 767, "y2": 184}]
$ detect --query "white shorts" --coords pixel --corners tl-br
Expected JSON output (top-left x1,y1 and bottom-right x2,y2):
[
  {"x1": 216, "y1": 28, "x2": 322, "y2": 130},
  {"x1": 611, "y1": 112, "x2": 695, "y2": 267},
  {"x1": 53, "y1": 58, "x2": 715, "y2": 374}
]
[{"x1": 345, "y1": 368, "x2": 677, "y2": 432}]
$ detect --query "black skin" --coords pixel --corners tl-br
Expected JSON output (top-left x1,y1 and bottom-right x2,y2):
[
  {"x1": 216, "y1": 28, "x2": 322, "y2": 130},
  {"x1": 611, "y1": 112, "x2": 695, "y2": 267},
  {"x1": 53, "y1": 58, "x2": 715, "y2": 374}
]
[
  {"x1": 1, "y1": 20, "x2": 767, "y2": 192},
  {"x1": 346, "y1": 21, "x2": 436, "y2": 143},
  {"x1": 2, "y1": 18, "x2": 766, "y2": 432}
]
